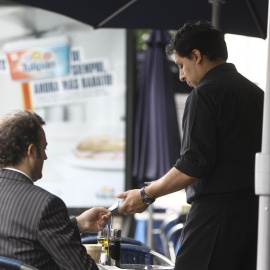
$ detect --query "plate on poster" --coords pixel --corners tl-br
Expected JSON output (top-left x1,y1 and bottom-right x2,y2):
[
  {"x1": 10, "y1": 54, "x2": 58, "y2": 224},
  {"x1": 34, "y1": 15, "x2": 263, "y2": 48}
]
[{"x1": 69, "y1": 149, "x2": 124, "y2": 171}]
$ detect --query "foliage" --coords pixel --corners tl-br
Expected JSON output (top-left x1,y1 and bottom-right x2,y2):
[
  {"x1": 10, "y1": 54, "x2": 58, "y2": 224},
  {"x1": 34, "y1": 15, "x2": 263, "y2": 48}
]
[
  {"x1": 136, "y1": 29, "x2": 150, "y2": 51},
  {"x1": 136, "y1": 30, "x2": 177, "y2": 51}
]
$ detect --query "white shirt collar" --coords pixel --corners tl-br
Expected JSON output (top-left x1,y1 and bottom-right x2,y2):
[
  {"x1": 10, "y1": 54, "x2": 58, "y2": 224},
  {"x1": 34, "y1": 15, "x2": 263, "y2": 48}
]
[{"x1": 4, "y1": 168, "x2": 33, "y2": 181}]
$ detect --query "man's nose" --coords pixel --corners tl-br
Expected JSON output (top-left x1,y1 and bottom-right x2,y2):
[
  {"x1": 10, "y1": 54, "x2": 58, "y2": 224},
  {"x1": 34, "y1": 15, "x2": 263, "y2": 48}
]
[{"x1": 179, "y1": 72, "x2": 186, "y2": 82}]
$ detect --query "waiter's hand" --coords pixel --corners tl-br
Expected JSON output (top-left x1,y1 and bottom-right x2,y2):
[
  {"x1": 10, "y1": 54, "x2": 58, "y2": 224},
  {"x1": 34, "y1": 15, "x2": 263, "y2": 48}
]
[
  {"x1": 116, "y1": 189, "x2": 148, "y2": 215},
  {"x1": 76, "y1": 207, "x2": 111, "y2": 233}
]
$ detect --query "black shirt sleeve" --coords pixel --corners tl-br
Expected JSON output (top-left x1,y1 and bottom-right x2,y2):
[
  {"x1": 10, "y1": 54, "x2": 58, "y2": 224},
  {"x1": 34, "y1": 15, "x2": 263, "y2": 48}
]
[{"x1": 174, "y1": 87, "x2": 218, "y2": 179}]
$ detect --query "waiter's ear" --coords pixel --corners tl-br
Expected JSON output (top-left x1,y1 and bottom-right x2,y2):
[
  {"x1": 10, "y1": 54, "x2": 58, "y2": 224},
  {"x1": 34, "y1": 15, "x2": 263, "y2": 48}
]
[{"x1": 191, "y1": 49, "x2": 202, "y2": 64}]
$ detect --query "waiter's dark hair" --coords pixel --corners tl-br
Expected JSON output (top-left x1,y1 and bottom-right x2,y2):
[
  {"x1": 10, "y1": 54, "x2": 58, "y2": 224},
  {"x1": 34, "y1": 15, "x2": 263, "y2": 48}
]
[
  {"x1": 166, "y1": 20, "x2": 228, "y2": 61},
  {"x1": 0, "y1": 110, "x2": 45, "y2": 168}
]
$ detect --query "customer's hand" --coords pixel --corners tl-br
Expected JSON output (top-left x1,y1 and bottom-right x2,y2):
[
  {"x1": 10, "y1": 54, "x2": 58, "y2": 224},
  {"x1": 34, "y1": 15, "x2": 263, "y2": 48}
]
[{"x1": 76, "y1": 207, "x2": 111, "y2": 233}]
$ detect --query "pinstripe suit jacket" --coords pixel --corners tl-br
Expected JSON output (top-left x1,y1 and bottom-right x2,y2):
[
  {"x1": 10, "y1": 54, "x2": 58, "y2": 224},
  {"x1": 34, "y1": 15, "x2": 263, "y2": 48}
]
[{"x1": 0, "y1": 169, "x2": 98, "y2": 270}]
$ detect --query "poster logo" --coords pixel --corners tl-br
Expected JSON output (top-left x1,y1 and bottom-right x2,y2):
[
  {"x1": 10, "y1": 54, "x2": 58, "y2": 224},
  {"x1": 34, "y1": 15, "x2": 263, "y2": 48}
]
[
  {"x1": 96, "y1": 186, "x2": 116, "y2": 199},
  {"x1": 4, "y1": 36, "x2": 70, "y2": 82}
]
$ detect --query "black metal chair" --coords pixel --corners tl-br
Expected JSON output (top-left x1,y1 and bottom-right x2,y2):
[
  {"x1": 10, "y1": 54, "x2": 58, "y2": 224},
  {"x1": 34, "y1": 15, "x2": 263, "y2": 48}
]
[
  {"x1": 166, "y1": 223, "x2": 184, "y2": 262},
  {"x1": 121, "y1": 244, "x2": 153, "y2": 265},
  {"x1": 81, "y1": 234, "x2": 174, "y2": 267},
  {"x1": 120, "y1": 244, "x2": 174, "y2": 267},
  {"x1": 0, "y1": 256, "x2": 39, "y2": 270},
  {"x1": 152, "y1": 213, "x2": 187, "y2": 257}
]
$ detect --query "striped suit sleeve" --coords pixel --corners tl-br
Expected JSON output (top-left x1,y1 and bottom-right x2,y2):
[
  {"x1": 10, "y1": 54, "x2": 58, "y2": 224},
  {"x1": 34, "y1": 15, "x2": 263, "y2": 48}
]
[{"x1": 37, "y1": 195, "x2": 98, "y2": 270}]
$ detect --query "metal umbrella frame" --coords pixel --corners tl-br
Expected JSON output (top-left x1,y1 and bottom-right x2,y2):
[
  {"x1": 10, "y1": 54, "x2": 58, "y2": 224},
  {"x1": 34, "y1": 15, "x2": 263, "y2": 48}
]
[{"x1": 5, "y1": 0, "x2": 268, "y2": 39}]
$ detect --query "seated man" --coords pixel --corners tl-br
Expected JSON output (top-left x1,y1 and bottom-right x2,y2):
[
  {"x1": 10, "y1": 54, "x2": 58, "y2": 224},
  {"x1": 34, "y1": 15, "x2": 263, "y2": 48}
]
[{"x1": 0, "y1": 110, "x2": 111, "y2": 270}]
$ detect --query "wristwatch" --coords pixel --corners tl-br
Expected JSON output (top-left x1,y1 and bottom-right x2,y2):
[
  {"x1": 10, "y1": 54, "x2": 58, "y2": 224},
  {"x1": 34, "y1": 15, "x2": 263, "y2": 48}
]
[{"x1": 140, "y1": 186, "x2": 155, "y2": 205}]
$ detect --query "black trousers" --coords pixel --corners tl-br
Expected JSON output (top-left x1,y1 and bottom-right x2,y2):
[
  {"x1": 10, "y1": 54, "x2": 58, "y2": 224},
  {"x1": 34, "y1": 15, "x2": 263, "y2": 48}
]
[{"x1": 175, "y1": 193, "x2": 259, "y2": 270}]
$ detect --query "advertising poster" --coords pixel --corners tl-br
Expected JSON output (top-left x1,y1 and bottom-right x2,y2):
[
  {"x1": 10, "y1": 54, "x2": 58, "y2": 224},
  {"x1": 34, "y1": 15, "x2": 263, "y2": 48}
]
[
  {"x1": 0, "y1": 29, "x2": 127, "y2": 209},
  {"x1": 33, "y1": 45, "x2": 126, "y2": 209}
]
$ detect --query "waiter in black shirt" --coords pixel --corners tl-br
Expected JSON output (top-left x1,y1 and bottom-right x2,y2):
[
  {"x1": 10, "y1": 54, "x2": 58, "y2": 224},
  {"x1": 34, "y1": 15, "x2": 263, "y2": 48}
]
[{"x1": 117, "y1": 20, "x2": 264, "y2": 270}]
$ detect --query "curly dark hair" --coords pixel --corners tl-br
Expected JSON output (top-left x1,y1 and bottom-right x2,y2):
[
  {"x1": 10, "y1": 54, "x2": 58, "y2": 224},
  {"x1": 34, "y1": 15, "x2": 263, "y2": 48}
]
[
  {"x1": 0, "y1": 110, "x2": 45, "y2": 168},
  {"x1": 166, "y1": 20, "x2": 228, "y2": 61}
]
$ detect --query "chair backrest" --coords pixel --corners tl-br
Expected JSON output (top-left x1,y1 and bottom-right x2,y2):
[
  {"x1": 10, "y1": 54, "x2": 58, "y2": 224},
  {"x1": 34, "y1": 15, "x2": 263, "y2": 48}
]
[
  {"x1": 121, "y1": 237, "x2": 143, "y2": 246},
  {"x1": 165, "y1": 223, "x2": 184, "y2": 262},
  {"x1": 0, "y1": 256, "x2": 22, "y2": 270},
  {"x1": 152, "y1": 213, "x2": 179, "y2": 256},
  {"x1": 120, "y1": 244, "x2": 153, "y2": 265},
  {"x1": 81, "y1": 235, "x2": 98, "y2": 244},
  {"x1": 152, "y1": 213, "x2": 187, "y2": 257},
  {"x1": 0, "y1": 256, "x2": 38, "y2": 270},
  {"x1": 120, "y1": 244, "x2": 174, "y2": 267},
  {"x1": 150, "y1": 250, "x2": 175, "y2": 267}
]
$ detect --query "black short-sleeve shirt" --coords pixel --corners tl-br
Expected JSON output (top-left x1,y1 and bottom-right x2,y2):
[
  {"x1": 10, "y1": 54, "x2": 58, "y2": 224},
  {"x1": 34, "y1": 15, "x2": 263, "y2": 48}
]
[{"x1": 174, "y1": 63, "x2": 264, "y2": 203}]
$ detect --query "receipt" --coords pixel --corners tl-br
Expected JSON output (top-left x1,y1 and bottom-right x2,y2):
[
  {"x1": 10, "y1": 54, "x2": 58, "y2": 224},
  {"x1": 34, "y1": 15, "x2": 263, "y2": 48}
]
[{"x1": 108, "y1": 201, "x2": 120, "y2": 211}]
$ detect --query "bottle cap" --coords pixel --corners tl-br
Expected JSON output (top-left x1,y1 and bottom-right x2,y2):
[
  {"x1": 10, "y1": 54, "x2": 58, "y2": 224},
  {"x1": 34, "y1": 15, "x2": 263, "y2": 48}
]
[{"x1": 110, "y1": 229, "x2": 121, "y2": 238}]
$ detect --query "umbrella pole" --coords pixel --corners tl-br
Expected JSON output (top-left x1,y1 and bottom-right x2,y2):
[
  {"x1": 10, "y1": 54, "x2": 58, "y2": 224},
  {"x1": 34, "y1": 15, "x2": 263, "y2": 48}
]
[
  {"x1": 255, "y1": 1, "x2": 270, "y2": 269},
  {"x1": 256, "y1": 196, "x2": 270, "y2": 269},
  {"x1": 208, "y1": 0, "x2": 226, "y2": 30}
]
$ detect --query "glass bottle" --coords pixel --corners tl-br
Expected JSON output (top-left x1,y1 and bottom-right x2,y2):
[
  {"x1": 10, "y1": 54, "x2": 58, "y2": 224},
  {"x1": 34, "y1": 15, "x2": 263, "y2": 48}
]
[
  {"x1": 109, "y1": 229, "x2": 121, "y2": 267},
  {"x1": 98, "y1": 229, "x2": 109, "y2": 265}
]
